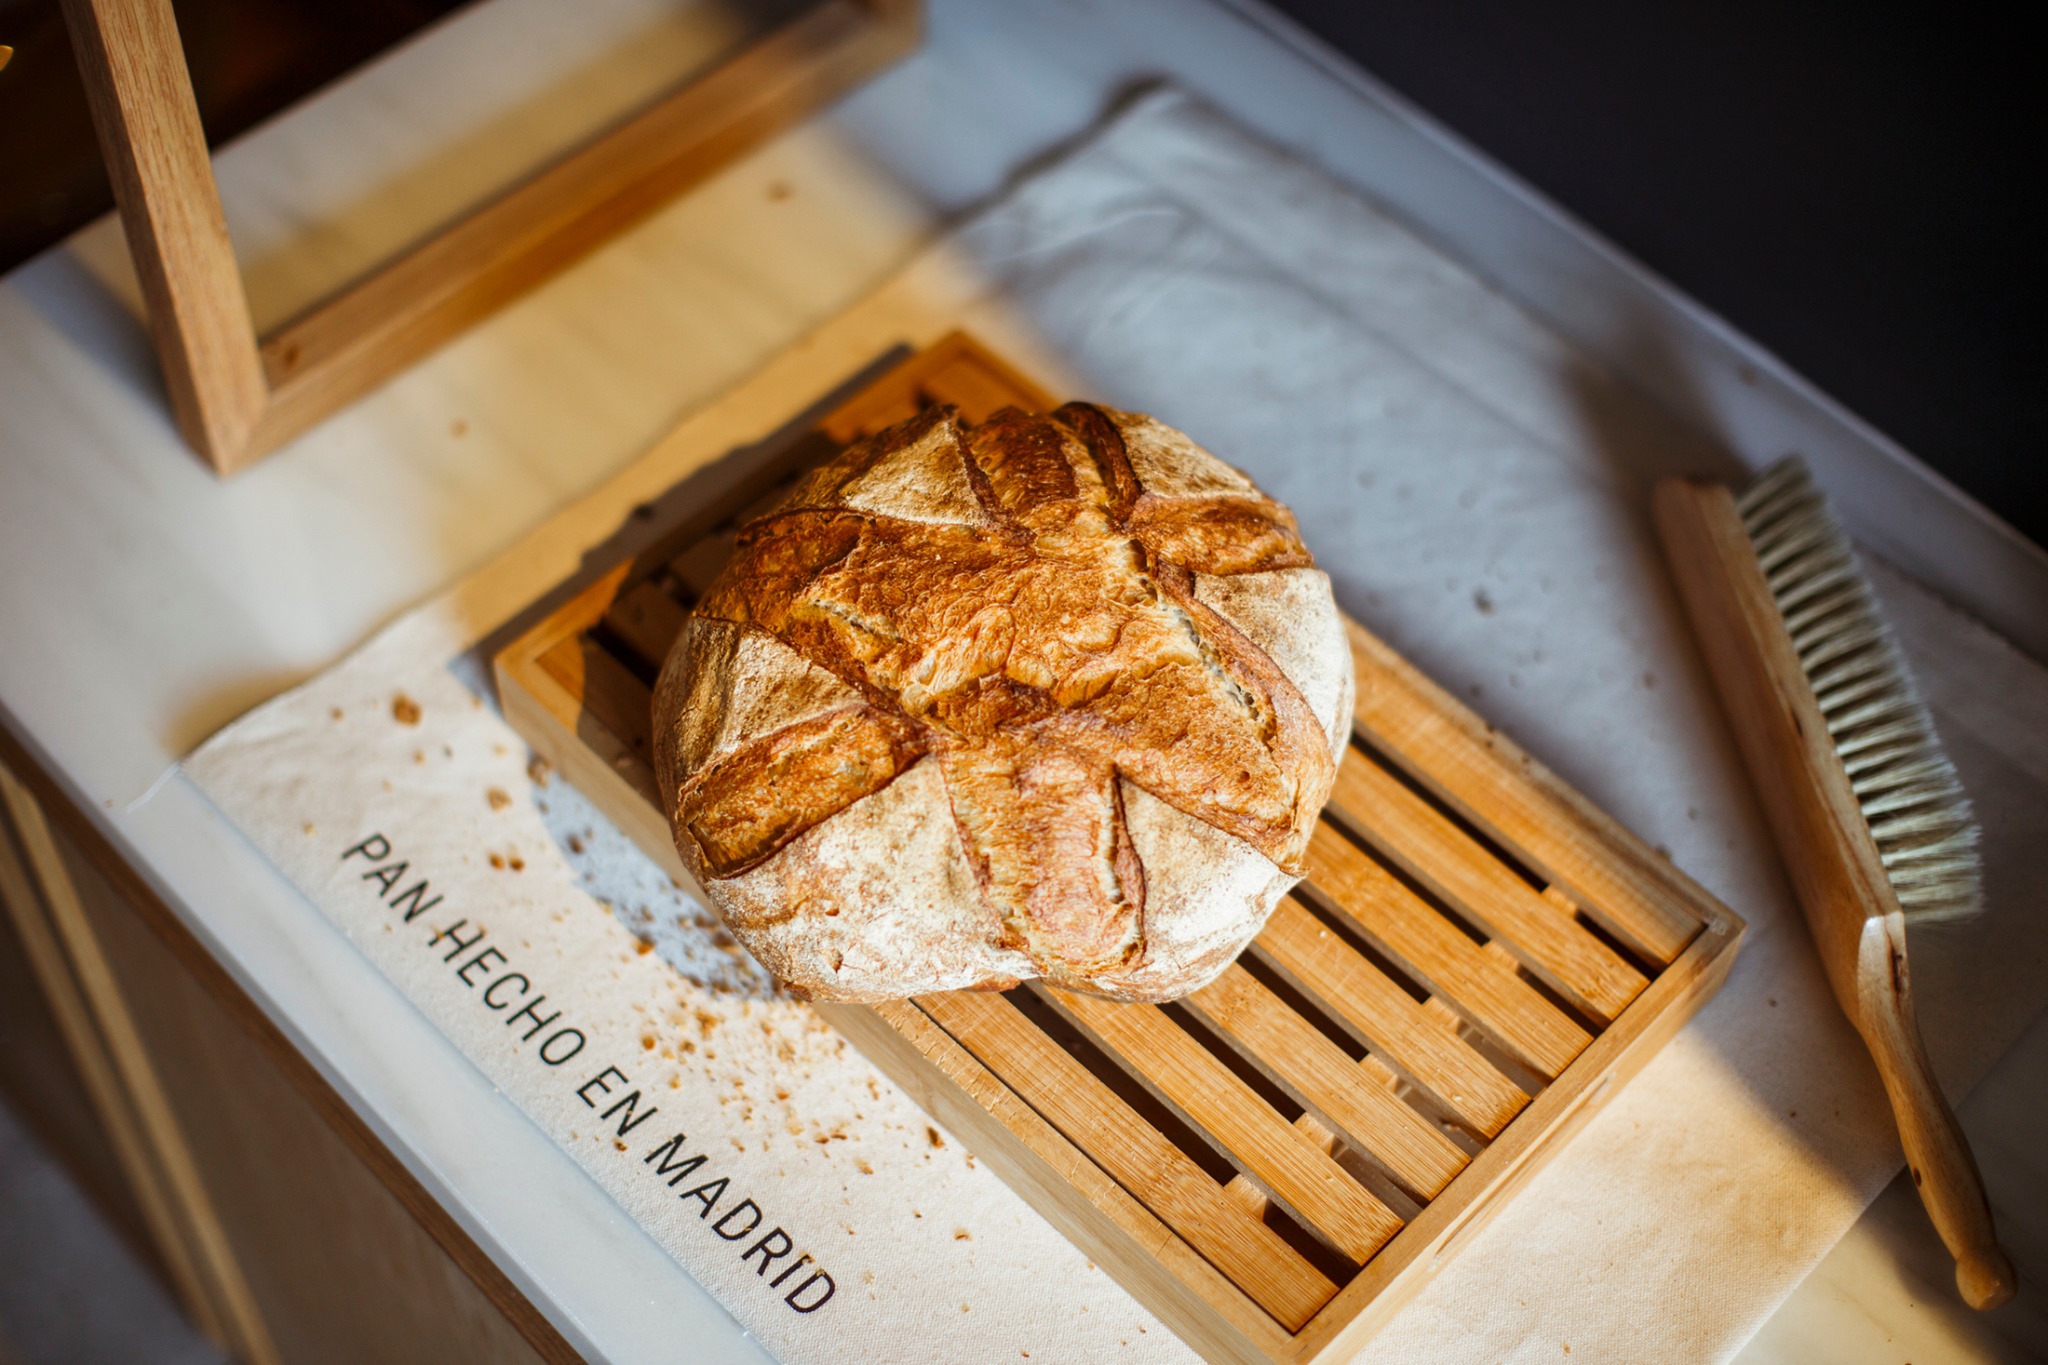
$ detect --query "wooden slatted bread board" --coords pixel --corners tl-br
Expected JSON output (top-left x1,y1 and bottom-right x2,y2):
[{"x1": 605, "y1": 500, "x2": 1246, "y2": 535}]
[{"x1": 494, "y1": 332, "x2": 1744, "y2": 1365}]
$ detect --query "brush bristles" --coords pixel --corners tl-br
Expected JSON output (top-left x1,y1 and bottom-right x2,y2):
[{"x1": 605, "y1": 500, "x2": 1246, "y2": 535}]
[{"x1": 1735, "y1": 458, "x2": 1982, "y2": 923}]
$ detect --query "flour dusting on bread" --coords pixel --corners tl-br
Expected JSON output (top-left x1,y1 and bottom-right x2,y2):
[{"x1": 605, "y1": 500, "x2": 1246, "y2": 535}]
[{"x1": 654, "y1": 403, "x2": 1351, "y2": 1002}]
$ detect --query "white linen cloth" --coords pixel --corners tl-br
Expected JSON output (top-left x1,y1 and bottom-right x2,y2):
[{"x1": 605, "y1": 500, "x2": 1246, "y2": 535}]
[{"x1": 187, "y1": 88, "x2": 2048, "y2": 1363}]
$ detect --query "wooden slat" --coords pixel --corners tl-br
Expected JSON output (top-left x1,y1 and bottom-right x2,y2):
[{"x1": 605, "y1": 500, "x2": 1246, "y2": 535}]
[
  {"x1": 918, "y1": 357, "x2": 1037, "y2": 423},
  {"x1": 1184, "y1": 965, "x2": 1468, "y2": 1201},
  {"x1": 915, "y1": 333, "x2": 1055, "y2": 415},
  {"x1": 668, "y1": 532, "x2": 740, "y2": 600},
  {"x1": 835, "y1": 999, "x2": 1291, "y2": 1365},
  {"x1": 602, "y1": 580, "x2": 691, "y2": 673},
  {"x1": 915, "y1": 990, "x2": 1337, "y2": 1332},
  {"x1": 815, "y1": 333, "x2": 1048, "y2": 444},
  {"x1": 1045, "y1": 989, "x2": 1402, "y2": 1266},
  {"x1": 538, "y1": 637, "x2": 650, "y2": 753},
  {"x1": 1302, "y1": 825, "x2": 1589, "y2": 1079},
  {"x1": 497, "y1": 647, "x2": 681, "y2": 887},
  {"x1": 1347, "y1": 622, "x2": 1702, "y2": 965},
  {"x1": 1292, "y1": 915, "x2": 1742, "y2": 1364},
  {"x1": 818, "y1": 383, "x2": 909, "y2": 445},
  {"x1": 1223, "y1": 1113, "x2": 1343, "y2": 1216},
  {"x1": 535, "y1": 635, "x2": 657, "y2": 800},
  {"x1": 1329, "y1": 747, "x2": 1646, "y2": 1023},
  {"x1": 1253, "y1": 899, "x2": 1525, "y2": 1139}
]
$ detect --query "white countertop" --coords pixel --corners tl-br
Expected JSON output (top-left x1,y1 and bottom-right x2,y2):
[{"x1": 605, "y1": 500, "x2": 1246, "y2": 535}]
[{"x1": 2, "y1": 1, "x2": 2041, "y2": 1360}]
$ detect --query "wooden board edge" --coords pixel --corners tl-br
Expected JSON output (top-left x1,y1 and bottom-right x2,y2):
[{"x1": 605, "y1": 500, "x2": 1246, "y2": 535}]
[
  {"x1": 497, "y1": 565, "x2": 634, "y2": 681},
  {"x1": 495, "y1": 657, "x2": 688, "y2": 890},
  {"x1": 817, "y1": 998, "x2": 1295, "y2": 1365},
  {"x1": 1288, "y1": 910, "x2": 1743, "y2": 1363},
  {"x1": 815, "y1": 328, "x2": 1059, "y2": 440},
  {"x1": 1346, "y1": 618, "x2": 1746, "y2": 961}
]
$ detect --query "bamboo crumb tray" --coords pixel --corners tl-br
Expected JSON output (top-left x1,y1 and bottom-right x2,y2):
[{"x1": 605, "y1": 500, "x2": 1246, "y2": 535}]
[{"x1": 494, "y1": 332, "x2": 1745, "y2": 1365}]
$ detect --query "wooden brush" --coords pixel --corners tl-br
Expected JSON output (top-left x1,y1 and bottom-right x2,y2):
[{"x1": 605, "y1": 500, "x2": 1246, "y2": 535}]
[{"x1": 1655, "y1": 458, "x2": 2015, "y2": 1309}]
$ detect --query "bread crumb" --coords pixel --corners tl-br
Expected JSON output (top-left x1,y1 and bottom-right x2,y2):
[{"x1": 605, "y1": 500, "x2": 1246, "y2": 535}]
[
  {"x1": 953, "y1": 1229, "x2": 971, "y2": 1241},
  {"x1": 302, "y1": 823, "x2": 316, "y2": 835},
  {"x1": 926, "y1": 1126, "x2": 945, "y2": 1150},
  {"x1": 508, "y1": 853, "x2": 525, "y2": 872},
  {"x1": 527, "y1": 755, "x2": 551, "y2": 787},
  {"x1": 329, "y1": 707, "x2": 344, "y2": 721},
  {"x1": 487, "y1": 787, "x2": 511, "y2": 811},
  {"x1": 489, "y1": 853, "x2": 506, "y2": 870},
  {"x1": 635, "y1": 939, "x2": 653, "y2": 955},
  {"x1": 392, "y1": 694, "x2": 421, "y2": 725},
  {"x1": 567, "y1": 834, "x2": 584, "y2": 854}
]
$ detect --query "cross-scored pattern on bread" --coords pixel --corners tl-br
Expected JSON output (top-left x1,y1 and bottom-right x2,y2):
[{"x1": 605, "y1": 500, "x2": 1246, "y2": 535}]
[{"x1": 653, "y1": 403, "x2": 1352, "y2": 1002}]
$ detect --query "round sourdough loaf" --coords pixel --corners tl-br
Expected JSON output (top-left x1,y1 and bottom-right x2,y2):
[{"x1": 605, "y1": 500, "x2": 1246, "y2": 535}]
[{"x1": 653, "y1": 403, "x2": 1352, "y2": 1003}]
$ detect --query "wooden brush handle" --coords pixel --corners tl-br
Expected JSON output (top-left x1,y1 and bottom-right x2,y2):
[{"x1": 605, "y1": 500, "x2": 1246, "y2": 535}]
[
  {"x1": 1653, "y1": 477, "x2": 2015, "y2": 1310},
  {"x1": 1856, "y1": 918, "x2": 2016, "y2": 1308}
]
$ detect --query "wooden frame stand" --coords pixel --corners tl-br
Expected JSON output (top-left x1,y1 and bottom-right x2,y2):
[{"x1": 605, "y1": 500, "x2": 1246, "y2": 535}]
[
  {"x1": 494, "y1": 333, "x2": 1747, "y2": 1364},
  {"x1": 62, "y1": 0, "x2": 920, "y2": 475}
]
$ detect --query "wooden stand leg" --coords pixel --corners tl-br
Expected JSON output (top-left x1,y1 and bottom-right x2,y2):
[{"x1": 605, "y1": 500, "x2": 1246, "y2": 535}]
[{"x1": 61, "y1": 0, "x2": 268, "y2": 462}]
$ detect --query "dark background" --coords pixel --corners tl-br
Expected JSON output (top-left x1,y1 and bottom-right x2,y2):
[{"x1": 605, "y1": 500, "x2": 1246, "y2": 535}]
[
  {"x1": 1266, "y1": 0, "x2": 2040, "y2": 548},
  {"x1": 0, "y1": 0, "x2": 468, "y2": 272},
  {"x1": 1, "y1": 0, "x2": 2036, "y2": 546}
]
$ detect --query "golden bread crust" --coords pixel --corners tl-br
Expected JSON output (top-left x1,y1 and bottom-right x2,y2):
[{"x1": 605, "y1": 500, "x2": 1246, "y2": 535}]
[{"x1": 654, "y1": 404, "x2": 1350, "y2": 1002}]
